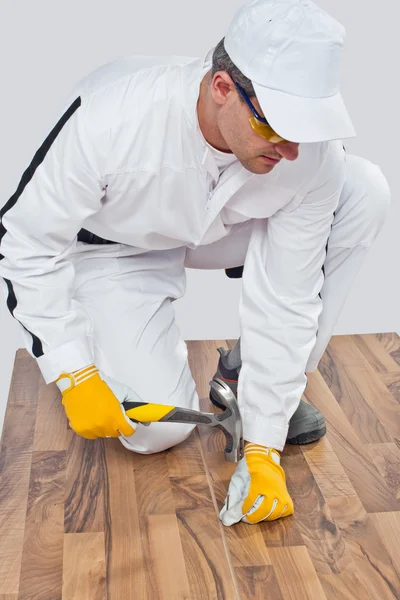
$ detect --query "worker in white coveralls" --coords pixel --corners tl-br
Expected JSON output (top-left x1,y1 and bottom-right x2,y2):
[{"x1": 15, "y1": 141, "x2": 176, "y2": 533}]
[{"x1": 0, "y1": 0, "x2": 391, "y2": 526}]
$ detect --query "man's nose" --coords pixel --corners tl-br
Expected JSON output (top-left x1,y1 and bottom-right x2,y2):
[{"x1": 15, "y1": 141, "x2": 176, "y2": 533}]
[{"x1": 276, "y1": 141, "x2": 300, "y2": 161}]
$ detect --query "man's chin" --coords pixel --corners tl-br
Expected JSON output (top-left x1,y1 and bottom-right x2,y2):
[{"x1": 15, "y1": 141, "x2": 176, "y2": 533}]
[{"x1": 241, "y1": 157, "x2": 276, "y2": 174}]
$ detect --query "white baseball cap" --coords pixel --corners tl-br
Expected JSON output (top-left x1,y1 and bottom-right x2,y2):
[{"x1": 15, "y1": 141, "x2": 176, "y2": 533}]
[{"x1": 224, "y1": 0, "x2": 356, "y2": 143}]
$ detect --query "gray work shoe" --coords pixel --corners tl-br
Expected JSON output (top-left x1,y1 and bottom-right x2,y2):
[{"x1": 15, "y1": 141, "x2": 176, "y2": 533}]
[{"x1": 210, "y1": 347, "x2": 326, "y2": 445}]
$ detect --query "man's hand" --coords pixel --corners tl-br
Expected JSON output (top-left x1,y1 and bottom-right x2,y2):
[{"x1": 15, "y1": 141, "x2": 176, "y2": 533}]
[
  {"x1": 56, "y1": 365, "x2": 139, "y2": 439},
  {"x1": 219, "y1": 443, "x2": 294, "y2": 526}
]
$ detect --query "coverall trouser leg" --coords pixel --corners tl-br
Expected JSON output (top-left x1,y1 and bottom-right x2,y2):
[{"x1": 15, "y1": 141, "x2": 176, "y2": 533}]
[{"x1": 70, "y1": 154, "x2": 391, "y2": 454}]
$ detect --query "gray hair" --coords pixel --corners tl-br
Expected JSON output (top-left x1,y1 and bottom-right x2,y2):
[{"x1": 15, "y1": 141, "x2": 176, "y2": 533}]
[{"x1": 211, "y1": 37, "x2": 255, "y2": 101}]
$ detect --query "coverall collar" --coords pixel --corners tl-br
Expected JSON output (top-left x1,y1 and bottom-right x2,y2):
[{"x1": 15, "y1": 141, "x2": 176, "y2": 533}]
[
  {"x1": 182, "y1": 46, "x2": 257, "y2": 214},
  {"x1": 182, "y1": 46, "x2": 222, "y2": 183}
]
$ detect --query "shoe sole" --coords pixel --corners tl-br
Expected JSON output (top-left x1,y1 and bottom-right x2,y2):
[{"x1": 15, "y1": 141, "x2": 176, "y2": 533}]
[
  {"x1": 210, "y1": 379, "x2": 326, "y2": 445},
  {"x1": 286, "y1": 426, "x2": 327, "y2": 445}
]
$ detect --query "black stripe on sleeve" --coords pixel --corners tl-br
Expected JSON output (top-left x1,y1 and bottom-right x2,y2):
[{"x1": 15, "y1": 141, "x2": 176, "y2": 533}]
[
  {"x1": 4, "y1": 278, "x2": 44, "y2": 357},
  {"x1": 0, "y1": 96, "x2": 82, "y2": 358}
]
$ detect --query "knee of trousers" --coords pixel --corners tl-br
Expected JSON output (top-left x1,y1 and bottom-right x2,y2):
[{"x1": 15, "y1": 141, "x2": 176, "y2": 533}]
[
  {"x1": 348, "y1": 155, "x2": 391, "y2": 220},
  {"x1": 338, "y1": 155, "x2": 392, "y2": 246},
  {"x1": 118, "y1": 376, "x2": 200, "y2": 454},
  {"x1": 119, "y1": 421, "x2": 197, "y2": 454}
]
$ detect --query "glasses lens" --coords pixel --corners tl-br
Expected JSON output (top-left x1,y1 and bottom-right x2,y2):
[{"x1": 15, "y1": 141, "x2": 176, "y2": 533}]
[{"x1": 249, "y1": 117, "x2": 290, "y2": 144}]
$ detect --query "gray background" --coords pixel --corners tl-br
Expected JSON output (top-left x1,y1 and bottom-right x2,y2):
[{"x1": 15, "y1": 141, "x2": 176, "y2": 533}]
[{"x1": 0, "y1": 0, "x2": 398, "y2": 436}]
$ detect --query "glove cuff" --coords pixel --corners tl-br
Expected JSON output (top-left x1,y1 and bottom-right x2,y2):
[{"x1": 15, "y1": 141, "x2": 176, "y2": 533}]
[
  {"x1": 244, "y1": 443, "x2": 281, "y2": 466},
  {"x1": 56, "y1": 364, "x2": 98, "y2": 393}
]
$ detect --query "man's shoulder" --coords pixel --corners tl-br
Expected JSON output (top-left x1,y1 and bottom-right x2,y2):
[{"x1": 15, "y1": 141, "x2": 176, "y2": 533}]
[
  {"x1": 62, "y1": 53, "x2": 199, "y2": 109},
  {"x1": 315, "y1": 139, "x2": 346, "y2": 182},
  {"x1": 271, "y1": 140, "x2": 342, "y2": 187},
  {"x1": 265, "y1": 140, "x2": 345, "y2": 214},
  {"x1": 297, "y1": 139, "x2": 345, "y2": 186},
  {"x1": 301, "y1": 139, "x2": 344, "y2": 166},
  {"x1": 55, "y1": 53, "x2": 201, "y2": 149}
]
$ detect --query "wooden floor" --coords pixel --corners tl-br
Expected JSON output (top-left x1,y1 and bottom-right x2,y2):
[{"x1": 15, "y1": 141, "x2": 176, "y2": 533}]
[{"x1": 0, "y1": 333, "x2": 399, "y2": 600}]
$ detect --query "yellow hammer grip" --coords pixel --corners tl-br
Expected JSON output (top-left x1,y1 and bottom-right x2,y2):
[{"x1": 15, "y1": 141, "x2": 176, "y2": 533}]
[{"x1": 123, "y1": 402, "x2": 175, "y2": 423}]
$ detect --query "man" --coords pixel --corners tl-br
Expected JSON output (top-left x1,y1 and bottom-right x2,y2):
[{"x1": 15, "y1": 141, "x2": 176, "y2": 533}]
[{"x1": 0, "y1": 0, "x2": 391, "y2": 527}]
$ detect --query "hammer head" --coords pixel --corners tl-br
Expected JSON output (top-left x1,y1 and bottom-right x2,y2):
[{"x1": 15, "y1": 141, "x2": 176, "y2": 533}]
[{"x1": 209, "y1": 378, "x2": 244, "y2": 462}]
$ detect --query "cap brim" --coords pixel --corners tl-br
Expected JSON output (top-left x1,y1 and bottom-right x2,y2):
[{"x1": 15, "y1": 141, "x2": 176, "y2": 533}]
[{"x1": 252, "y1": 81, "x2": 356, "y2": 143}]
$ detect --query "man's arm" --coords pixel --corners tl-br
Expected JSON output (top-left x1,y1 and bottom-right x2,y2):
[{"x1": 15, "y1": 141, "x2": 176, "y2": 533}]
[
  {"x1": 238, "y1": 140, "x2": 346, "y2": 450},
  {"x1": 0, "y1": 95, "x2": 106, "y2": 383}
]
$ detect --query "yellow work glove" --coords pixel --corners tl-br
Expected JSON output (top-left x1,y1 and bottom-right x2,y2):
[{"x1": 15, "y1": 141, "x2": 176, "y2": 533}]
[
  {"x1": 56, "y1": 364, "x2": 139, "y2": 439},
  {"x1": 219, "y1": 442, "x2": 294, "y2": 526}
]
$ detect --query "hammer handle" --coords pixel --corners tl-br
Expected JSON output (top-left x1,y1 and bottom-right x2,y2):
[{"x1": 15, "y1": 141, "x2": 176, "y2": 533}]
[{"x1": 122, "y1": 401, "x2": 215, "y2": 425}]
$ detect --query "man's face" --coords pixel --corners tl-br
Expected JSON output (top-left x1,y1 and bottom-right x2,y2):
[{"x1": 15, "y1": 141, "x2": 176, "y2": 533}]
[{"x1": 211, "y1": 73, "x2": 300, "y2": 174}]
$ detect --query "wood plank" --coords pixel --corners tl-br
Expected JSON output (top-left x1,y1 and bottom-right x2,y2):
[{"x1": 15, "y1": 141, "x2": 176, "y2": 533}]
[
  {"x1": 301, "y1": 436, "x2": 357, "y2": 498},
  {"x1": 327, "y1": 336, "x2": 400, "y2": 442},
  {"x1": 18, "y1": 451, "x2": 66, "y2": 600},
  {"x1": 187, "y1": 340, "x2": 225, "y2": 398},
  {"x1": 379, "y1": 372, "x2": 400, "y2": 405},
  {"x1": 318, "y1": 344, "x2": 391, "y2": 444},
  {"x1": 132, "y1": 451, "x2": 189, "y2": 599},
  {"x1": 64, "y1": 436, "x2": 106, "y2": 533},
  {"x1": 0, "y1": 352, "x2": 40, "y2": 595},
  {"x1": 369, "y1": 513, "x2": 400, "y2": 578},
  {"x1": 146, "y1": 514, "x2": 191, "y2": 600},
  {"x1": 166, "y1": 429, "x2": 207, "y2": 478},
  {"x1": 133, "y1": 450, "x2": 176, "y2": 517},
  {"x1": 170, "y1": 472, "x2": 215, "y2": 512},
  {"x1": 376, "y1": 333, "x2": 400, "y2": 356},
  {"x1": 392, "y1": 349, "x2": 400, "y2": 366},
  {"x1": 195, "y1": 447, "x2": 236, "y2": 510},
  {"x1": 268, "y1": 546, "x2": 328, "y2": 600},
  {"x1": 176, "y1": 507, "x2": 239, "y2": 599},
  {"x1": 235, "y1": 566, "x2": 285, "y2": 600},
  {"x1": 103, "y1": 439, "x2": 146, "y2": 600},
  {"x1": 366, "y1": 443, "x2": 400, "y2": 501},
  {"x1": 0, "y1": 450, "x2": 32, "y2": 595},
  {"x1": 1, "y1": 350, "x2": 40, "y2": 409},
  {"x1": 169, "y1": 438, "x2": 240, "y2": 595},
  {"x1": 283, "y1": 445, "x2": 370, "y2": 600},
  {"x1": 62, "y1": 532, "x2": 106, "y2": 600},
  {"x1": 167, "y1": 432, "x2": 215, "y2": 512},
  {"x1": 320, "y1": 569, "x2": 371, "y2": 600},
  {"x1": 33, "y1": 380, "x2": 71, "y2": 451},
  {"x1": 327, "y1": 495, "x2": 400, "y2": 600},
  {"x1": 351, "y1": 333, "x2": 400, "y2": 373},
  {"x1": 304, "y1": 370, "x2": 399, "y2": 512}
]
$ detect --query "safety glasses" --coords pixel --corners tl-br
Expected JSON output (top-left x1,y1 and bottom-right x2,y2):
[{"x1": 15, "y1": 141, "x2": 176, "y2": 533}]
[{"x1": 233, "y1": 80, "x2": 290, "y2": 145}]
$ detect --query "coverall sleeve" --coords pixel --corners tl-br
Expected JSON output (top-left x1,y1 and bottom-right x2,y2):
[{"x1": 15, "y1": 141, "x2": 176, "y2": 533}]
[
  {"x1": 0, "y1": 95, "x2": 106, "y2": 383},
  {"x1": 238, "y1": 140, "x2": 346, "y2": 450}
]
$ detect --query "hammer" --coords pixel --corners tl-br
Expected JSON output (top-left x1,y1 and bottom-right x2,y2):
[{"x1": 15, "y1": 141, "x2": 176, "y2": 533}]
[{"x1": 122, "y1": 378, "x2": 244, "y2": 462}]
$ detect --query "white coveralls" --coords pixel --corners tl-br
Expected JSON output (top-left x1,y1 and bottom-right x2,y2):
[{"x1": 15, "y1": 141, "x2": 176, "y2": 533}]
[{"x1": 0, "y1": 47, "x2": 391, "y2": 452}]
